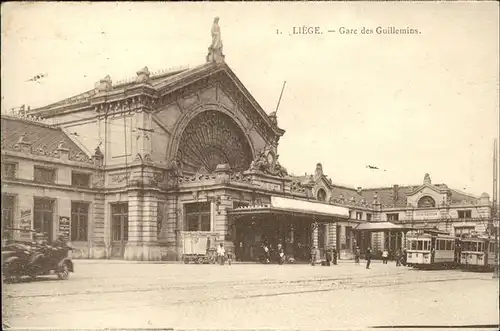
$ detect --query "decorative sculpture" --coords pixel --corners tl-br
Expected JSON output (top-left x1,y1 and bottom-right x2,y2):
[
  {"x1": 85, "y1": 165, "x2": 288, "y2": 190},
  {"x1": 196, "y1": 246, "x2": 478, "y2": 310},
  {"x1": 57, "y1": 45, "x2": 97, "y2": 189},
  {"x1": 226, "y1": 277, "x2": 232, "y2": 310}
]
[
  {"x1": 206, "y1": 17, "x2": 225, "y2": 63},
  {"x1": 136, "y1": 66, "x2": 151, "y2": 84}
]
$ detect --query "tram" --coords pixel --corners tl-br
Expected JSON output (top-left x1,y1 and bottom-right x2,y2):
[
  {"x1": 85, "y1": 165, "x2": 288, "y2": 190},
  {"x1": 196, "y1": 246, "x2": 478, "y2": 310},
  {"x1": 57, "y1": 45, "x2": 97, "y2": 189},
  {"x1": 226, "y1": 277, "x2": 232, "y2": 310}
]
[
  {"x1": 406, "y1": 230, "x2": 457, "y2": 269},
  {"x1": 459, "y1": 234, "x2": 497, "y2": 271}
]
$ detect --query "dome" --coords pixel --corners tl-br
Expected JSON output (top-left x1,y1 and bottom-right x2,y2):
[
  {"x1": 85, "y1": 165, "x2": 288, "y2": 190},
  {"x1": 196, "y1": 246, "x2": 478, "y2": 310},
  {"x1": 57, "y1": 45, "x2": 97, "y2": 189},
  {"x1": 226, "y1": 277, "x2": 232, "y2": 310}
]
[{"x1": 480, "y1": 192, "x2": 490, "y2": 198}]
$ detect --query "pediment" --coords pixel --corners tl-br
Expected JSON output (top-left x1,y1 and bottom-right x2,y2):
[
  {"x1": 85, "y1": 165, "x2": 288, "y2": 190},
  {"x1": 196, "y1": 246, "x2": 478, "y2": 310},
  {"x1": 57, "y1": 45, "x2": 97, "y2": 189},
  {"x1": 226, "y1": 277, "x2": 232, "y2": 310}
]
[
  {"x1": 154, "y1": 62, "x2": 284, "y2": 140},
  {"x1": 406, "y1": 184, "x2": 447, "y2": 196}
]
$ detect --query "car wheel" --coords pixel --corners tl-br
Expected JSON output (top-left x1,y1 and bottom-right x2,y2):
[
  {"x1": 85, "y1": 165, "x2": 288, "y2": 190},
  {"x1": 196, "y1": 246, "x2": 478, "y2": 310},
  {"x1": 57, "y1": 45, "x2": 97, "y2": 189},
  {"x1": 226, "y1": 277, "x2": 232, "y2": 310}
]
[{"x1": 57, "y1": 263, "x2": 69, "y2": 280}]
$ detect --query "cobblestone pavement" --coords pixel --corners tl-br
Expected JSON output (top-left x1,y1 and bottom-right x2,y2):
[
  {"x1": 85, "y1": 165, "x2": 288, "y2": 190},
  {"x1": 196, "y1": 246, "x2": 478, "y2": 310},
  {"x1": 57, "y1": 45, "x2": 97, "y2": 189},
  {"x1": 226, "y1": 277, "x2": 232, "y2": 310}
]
[{"x1": 2, "y1": 260, "x2": 499, "y2": 329}]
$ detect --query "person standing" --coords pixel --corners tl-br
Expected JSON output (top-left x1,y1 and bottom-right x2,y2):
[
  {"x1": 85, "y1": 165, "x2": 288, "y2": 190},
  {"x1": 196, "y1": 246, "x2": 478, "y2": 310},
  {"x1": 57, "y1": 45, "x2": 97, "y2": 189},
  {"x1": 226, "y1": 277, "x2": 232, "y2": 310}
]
[
  {"x1": 366, "y1": 247, "x2": 372, "y2": 269},
  {"x1": 395, "y1": 249, "x2": 402, "y2": 267},
  {"x1": 217, "y1": 243, "x2": 226, "y2": 265},
  {"x1": 332, "y1": 247, "x2": 338, "y2": 265},
  {"x1": 310, "y1": 246, "x2": 317, "y2": 266},
  {"x1": 263, "y1": 243, "x2": 271, "y2": 264},
  {"x1": 382, "y1": 249, "x2": 389, "y2": 264},
  {"x1": 277, "y1": 244, "x2": 285, "y2": 265},
  {"x1": 354, "y1": 247, "x2": 361, "y2": 265}
]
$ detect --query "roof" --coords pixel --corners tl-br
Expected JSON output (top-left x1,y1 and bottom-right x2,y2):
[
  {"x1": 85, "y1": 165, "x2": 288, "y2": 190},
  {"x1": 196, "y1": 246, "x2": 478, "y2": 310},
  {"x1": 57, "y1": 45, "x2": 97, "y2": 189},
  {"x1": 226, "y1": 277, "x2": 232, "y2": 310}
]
[
  {"x1": 1, "y1": 115, "x2": 92, "y2": 163},
  {"x1": 28, "y1": 62, "x2": 283, "y2": 137}
]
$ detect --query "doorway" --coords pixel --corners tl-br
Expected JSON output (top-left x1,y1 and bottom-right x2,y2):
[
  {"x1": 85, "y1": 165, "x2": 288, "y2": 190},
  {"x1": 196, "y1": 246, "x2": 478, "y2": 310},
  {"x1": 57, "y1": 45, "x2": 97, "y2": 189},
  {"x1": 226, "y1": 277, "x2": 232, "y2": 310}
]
[{"x1": 111, "y1": 203, "x2": 128, "y2": 258}]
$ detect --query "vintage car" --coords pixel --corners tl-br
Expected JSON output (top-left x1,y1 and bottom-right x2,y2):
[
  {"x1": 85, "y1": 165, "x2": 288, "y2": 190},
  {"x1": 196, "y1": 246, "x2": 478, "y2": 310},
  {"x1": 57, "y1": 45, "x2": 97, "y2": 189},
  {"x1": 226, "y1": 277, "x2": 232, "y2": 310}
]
[{"x1": 2, "y1": 230, "x2": 74, "y2": 282}]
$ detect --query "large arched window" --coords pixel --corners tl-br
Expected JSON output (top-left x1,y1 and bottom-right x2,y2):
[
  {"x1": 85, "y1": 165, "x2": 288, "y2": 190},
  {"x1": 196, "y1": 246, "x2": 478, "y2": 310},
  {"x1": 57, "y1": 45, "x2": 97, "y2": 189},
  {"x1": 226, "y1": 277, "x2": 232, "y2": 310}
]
[
  {"x1": 317, "y1": 188, "x2": 327, "y2": 202},
  {"x1": 418, "y1": 196, "x2": 436, "y2": 208},
  {"x1": 176, "y1": 111, "x2": 253, "y2": 173}
]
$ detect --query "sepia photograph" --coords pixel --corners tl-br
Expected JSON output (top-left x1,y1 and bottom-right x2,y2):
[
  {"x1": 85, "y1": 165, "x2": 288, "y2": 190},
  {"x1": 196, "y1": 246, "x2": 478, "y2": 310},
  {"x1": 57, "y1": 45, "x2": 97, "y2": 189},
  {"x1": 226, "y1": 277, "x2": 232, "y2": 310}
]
[{"x1": 1, "y1": 2, "x2": 499, "y2": 330}]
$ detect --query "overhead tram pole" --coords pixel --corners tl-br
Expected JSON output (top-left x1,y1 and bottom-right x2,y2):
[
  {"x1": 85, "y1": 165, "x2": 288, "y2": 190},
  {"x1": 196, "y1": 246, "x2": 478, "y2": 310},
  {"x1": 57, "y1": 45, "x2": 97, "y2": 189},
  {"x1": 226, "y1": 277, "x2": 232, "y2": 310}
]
[{"x1": 490, "y1": 139, "x2": 500, "y2": 278}]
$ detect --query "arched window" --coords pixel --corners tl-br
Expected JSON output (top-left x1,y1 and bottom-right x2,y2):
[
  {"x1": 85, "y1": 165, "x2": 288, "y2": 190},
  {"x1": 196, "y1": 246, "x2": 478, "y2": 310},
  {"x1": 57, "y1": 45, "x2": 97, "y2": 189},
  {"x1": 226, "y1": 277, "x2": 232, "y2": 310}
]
[
  {"x1": 317, "y1": 188, "x2": 327, "y2": 202},
  {"x1": 418, "y1": 196, "x2": 436, "y2": 208}
]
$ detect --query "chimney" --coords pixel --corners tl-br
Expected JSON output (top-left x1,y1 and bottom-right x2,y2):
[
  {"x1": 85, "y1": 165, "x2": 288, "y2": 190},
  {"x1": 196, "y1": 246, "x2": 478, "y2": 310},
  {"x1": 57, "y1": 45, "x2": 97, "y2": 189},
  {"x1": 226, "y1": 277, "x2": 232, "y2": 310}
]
[
  {"x1": 356, "y1": 187, "x2": 362, "y2": 195},
  {"x1": 393, "y1": 185, "x2": 399, "y2": 201}
]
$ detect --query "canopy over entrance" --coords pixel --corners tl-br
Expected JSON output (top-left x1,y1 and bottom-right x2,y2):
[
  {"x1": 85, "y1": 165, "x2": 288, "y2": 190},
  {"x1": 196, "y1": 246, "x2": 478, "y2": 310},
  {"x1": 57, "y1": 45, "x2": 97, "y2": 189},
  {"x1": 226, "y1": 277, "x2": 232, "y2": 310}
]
[
  {"x1": 228, "y1": 196, "x2": 350, "y2": 221},
  {"x1": 353, "y1": 221, "x2": 412, "y2": 233}
]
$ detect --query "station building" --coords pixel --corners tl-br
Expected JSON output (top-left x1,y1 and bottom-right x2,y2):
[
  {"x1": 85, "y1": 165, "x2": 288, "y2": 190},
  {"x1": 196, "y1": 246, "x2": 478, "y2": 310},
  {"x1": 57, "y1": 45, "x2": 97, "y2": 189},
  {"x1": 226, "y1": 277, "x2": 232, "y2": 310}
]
[{"x1": 1, "y1": 46, "x2": 495, "y2": 261}]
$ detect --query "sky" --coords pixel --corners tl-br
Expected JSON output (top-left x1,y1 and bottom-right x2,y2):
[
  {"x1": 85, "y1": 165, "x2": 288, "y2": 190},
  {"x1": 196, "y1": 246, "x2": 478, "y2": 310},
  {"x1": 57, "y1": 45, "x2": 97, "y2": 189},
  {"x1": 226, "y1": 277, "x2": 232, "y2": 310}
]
[{"x1": 1, "y1": 2, "x2": 499, "y2": 196}]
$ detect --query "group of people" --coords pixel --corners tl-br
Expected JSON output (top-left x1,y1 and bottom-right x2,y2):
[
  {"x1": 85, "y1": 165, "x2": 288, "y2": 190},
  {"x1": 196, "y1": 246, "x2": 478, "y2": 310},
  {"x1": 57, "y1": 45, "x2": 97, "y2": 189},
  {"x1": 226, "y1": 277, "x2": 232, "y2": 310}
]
[{"x1": 381, "y1": 248, "x2": 407, "y2": 266}]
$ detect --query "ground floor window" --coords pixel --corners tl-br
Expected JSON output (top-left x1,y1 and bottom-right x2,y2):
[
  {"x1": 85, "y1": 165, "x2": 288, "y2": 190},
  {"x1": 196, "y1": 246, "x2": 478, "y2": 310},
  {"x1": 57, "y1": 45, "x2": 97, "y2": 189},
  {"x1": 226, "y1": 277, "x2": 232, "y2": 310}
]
[
  {"x1": 34, "y1": 198, "x2": 54, "y2": 241},
  {"x1": 185, "y1": 202, "x2": 211, "y2": 231},
  {"x1": 111, "y1": 203, "x2": 128, "y2": 241},
  {"x1": 71, "y1": 202, "x2": 89, "y2": 241}
]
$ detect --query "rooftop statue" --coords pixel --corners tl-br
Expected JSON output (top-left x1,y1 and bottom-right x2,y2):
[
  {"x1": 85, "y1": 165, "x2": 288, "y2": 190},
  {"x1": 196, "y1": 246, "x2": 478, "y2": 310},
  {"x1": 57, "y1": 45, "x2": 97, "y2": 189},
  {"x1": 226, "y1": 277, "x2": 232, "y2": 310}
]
[{"x1": 206, "y1": 17, "x2": 225, "y2": 63}]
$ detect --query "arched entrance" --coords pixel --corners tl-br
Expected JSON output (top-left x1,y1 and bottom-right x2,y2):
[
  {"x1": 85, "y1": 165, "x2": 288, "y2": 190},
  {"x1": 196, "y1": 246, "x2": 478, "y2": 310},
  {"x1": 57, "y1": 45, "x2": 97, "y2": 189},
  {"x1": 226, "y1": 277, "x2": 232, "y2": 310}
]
[{"x1": 176, "y1": 111, "x2": 253, "y2": 173}]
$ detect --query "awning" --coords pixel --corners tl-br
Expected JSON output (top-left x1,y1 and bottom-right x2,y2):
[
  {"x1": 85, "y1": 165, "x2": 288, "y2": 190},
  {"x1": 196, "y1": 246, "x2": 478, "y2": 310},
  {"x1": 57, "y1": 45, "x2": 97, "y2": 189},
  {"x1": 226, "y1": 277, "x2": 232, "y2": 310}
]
[
  {"x1": 228, "y1": 196, "x2": 350, "y2": 220},
  {"x1": 354, "y1": 222, "x2": 410, "y2": 232}
]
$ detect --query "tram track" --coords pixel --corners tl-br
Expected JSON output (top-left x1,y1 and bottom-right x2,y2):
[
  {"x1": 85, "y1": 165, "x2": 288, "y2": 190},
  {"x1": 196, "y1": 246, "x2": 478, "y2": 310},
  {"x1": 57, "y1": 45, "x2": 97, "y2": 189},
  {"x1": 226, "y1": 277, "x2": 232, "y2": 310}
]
[
  {"x1": 4, "y1": 270, "x2": 432, "y2": 299},
  {"x1": 3, "y1": 272, "x2": 489, "y2": 319}
]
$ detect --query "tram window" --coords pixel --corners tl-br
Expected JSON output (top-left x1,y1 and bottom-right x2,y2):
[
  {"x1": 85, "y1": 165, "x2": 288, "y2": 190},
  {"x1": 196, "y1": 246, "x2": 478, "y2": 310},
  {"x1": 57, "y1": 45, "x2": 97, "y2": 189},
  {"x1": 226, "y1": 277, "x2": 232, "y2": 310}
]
[
  {"x1": 417, "y1": 241, "x2": 423, "y2": 250},
  {"x1": 411, "y1": 241, "x2": 418, "y2": 250},
  {"x1": 462, "y1": 242, "x2": 470, "y2": 251},
  {"x1": 445, "y1": 241, "x2": 452, "y2": 250},
  {"x1": 471, "y1": 242, "x2": 477, "y2": 251},
  {"x1": 478, "y1": 243, "x2": 483, "y2": 252},
  {"x1": 437, "y1": 240, "x2": 443, "y2": 250},
  {"x1": 451, "y1": 241, "x2": 455, "y2": 250}
]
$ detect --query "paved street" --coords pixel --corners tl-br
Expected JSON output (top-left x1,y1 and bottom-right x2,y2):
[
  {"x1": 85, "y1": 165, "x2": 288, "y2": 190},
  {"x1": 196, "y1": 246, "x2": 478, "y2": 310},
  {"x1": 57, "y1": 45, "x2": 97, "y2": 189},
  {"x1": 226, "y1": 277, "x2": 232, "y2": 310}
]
[{"x1": 2, "y1": 260, "x2": 499, "y2": 330}]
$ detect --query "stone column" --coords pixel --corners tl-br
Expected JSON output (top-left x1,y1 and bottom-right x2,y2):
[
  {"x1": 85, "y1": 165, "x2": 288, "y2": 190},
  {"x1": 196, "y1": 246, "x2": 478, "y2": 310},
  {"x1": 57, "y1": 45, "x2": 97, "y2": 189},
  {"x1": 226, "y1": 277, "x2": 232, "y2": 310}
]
[
  {"x1": 213, "y1": 193, "x2": 234, "y2": 252},
  {"x1": 328, "y1": 222, "x2": 337, "y2": 249},
  {"x1": 124, "y1": 190, "x2": 161, "y2": 261},
  {"x1": 312, "y1": 223, "x2": 319, "y2": 262},
  {"x1": 91, "y1": 193, "x2": 106, "y2": 259}
]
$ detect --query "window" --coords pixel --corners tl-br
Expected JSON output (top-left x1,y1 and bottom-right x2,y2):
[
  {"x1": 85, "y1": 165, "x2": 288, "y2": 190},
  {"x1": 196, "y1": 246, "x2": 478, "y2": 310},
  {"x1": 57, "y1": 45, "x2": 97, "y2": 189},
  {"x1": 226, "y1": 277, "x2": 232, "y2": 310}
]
[
  {"x1": 366, "y1": 213, "x2": 372, "y2": 221},
  {"x1": 71, "y1": 202, "x2": 88, "y2": 241},
  {"x1": 458, "y1": 210, "x2": 472, "y2": 219},
  {"x1": 455, "y1": 226, "x2": 474, "y2": 236},
  {"x1": 418, "y1": 196, "x2": 436, "y2": 208},
  {"x1": 2, "y1": 162, "x2": 17, "y2": 179},
  {"x1": 417, "y1": 241, "x2": 423, "y2": 250},
  {"x1": 157, "y1": 202, "x2": 165, "y2": 237},
  {"x1": 112, "y1": 203, "x2": 128, "y2": 241},
  {"x1": 387, "y1": 213, "x2": 399, "y2": 222},
  {"x1": 410, "y1": 240, "x2": 418, "y2": 250},
  {"x1": 34, "y1": 166, "x2": 56, "y2": 184},
  {"x1": 72, "y1": 172, "x2": 90, "y2": 188},
  {"x1": 2, "y1": 195, "x2": 15, "y2": 241},
  {"x1": 34, "y1": 198, "x2": 54, "y2": 241},
  {"x1": 317, "y1": 189, "x2": 327, "y2": 202},
  {"x1": 356, "y1": 212, "x2": 363, "y2": 220},
  {"x1": 446, "y1": 241, "x2": 452, "y2": 250},
  {"x1": 477, "y1": 242, "x2": 483, "y2": 252},
  {"x1": 185, "y1": 202, "x2": 211, "y2": 231}
]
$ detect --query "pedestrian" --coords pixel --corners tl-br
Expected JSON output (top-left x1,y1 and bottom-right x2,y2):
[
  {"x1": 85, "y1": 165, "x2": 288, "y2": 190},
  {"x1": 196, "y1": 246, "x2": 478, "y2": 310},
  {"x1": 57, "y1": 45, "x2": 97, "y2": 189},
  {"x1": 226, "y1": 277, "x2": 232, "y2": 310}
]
[
  {"x1": 402, "y1": 248, "x2": 408, "y2": 266},
  {"x1": 263, "y1": 243, "x2": 271, "y2": 264},
  {"x1": 310, "y1": 246, "x2": 317, "y2": 266},
  {"x1": 395, "y1": 249, "x2": 401, "y2": 267},
  {"x1": 217, "y1": 243, "x2": 226, "y2": 265},
  {"x1": 354, "y1": 246, "x2": 361, "y2": 265},
  {"x1": 332, "y1": 247, "x2": 338, "y2": 265},
  {"x1": 277, "y1": 243, "x2": 285, "y2": 265},
  {"x1": 227, "y1": 249, "x2": 233, "y2": 266},
  {"x1": 382, "y1": 249, "x2": 389, "y2": 264},
  {"x1": 366, "y1": 247, "x2": 372, "y2": 269}
]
